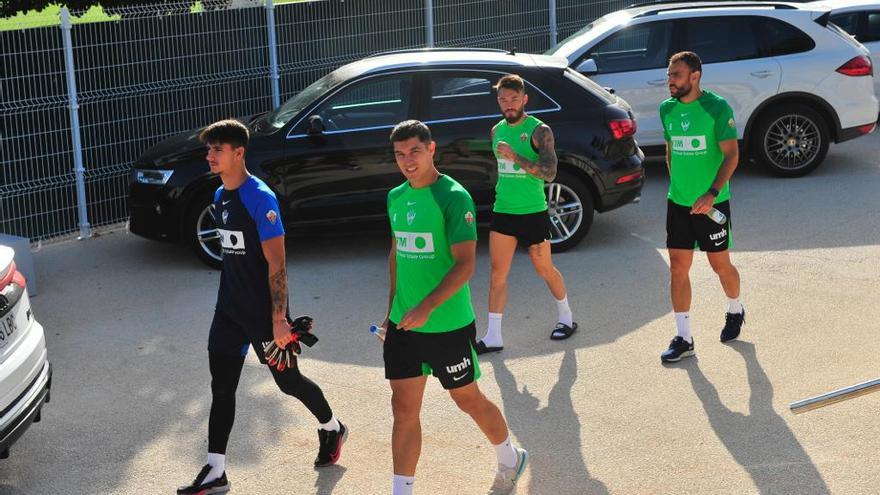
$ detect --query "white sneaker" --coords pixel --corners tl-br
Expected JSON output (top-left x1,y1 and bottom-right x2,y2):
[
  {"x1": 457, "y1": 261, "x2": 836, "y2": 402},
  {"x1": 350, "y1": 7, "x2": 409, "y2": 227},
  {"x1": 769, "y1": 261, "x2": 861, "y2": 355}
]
[{"x1": 490, "y1": 447, "x2": 528, "y2": 493}]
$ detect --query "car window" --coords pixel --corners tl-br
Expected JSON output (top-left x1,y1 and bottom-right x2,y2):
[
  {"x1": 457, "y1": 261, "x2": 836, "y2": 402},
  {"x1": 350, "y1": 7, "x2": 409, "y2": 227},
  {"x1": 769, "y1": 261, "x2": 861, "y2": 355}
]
[
  {"x1": 757, "y1": 17, "x2": 815, "y2": 56},
  {"x1": 680, "y1": 16, "x2": 761, "y2": 63},
  {"x1": 585, "y1": 20, "x2": 673, "y2": 74},
  {"x1": 829, "y1": 12, "x2": 861, "y2": 37},
  {"x1": 427, "y1": 76, "x2": 497, "y2": 121},
  {"x1": 425, "y1": 74, "x2": 557, "y2": 122},
  {"x1": 313, "y1": 75, "x2": 412, "y2": 132},
  {"x1": 865, "y1": 12, "x2": 880, "y2": 42}
]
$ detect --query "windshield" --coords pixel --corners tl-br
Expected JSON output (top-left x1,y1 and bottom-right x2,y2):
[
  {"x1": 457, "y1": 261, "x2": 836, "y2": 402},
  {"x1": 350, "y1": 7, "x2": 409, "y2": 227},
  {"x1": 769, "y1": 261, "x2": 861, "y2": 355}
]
[
  {"x1": 263, "y1": 68, "x2": 350, "y2": 129},
  {"x1": 546, "y1": 11, "x2": 632, "y2": 60},
  {"x1": 546, "y1": 17, "x2": 609, "y2": 57}
]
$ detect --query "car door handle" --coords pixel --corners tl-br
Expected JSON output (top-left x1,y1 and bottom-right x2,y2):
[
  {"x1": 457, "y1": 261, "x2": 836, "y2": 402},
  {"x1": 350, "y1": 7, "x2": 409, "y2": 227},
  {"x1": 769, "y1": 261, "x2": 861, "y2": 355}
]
[
  {"x1": 647, "y1": 79, "x2": 667, "y2": 86},
  {"x1": 750, "y1": 70, "x2": 774, "y2": 78}
]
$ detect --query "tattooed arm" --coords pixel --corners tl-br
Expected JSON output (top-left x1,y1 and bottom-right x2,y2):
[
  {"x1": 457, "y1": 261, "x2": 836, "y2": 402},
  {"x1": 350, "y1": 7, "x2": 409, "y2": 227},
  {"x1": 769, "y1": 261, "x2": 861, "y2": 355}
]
[
  {"x1": 262, "y1": 235, "x2": 292, "y2": 348},
  {"x1": 496, "y1": 124, "x2": 558, "y2": 181}
]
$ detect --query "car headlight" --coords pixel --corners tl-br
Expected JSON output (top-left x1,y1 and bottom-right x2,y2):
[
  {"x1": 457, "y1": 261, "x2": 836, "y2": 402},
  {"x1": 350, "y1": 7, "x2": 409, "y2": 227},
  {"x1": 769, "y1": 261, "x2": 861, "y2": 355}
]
[{"x1": 134, "y1": 169, "x2": 174, "y2": 185}]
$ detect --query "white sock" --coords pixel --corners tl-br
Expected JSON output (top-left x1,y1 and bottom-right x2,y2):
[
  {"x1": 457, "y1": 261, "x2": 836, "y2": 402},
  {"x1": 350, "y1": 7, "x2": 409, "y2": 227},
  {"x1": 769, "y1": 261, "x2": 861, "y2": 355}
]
[
  {"x1": 392, "y1": 474, "x2": 415, "y2": 495},
  {"x1": 493, "y1": 435, "x2": 518, "y2": 468},
  {"x1": 556, "y1": 295, "x2": 573, "y2": 327},
  {"x1": 320, "y1": 416, "x2": 340, "y2": 432},
  {"x1": 675, "y1": 312, "x2": 692, "y2": 343},
  {"x1": 205, "y1": 452, "x2": 225, "y2": 484},
  {"x1": 481, "y1": 313, "x2": 504, "y2": 347},
  {"x1": 728, "y1": 298, "x2": 743, "y2": 314}
]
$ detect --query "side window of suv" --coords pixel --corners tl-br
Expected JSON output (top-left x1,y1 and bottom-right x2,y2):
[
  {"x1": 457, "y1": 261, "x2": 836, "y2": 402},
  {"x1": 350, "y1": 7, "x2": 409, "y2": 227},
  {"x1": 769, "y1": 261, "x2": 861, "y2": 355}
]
[
  {"x1": 864, "y1": 12, "x2": 880, "y2": 42},
  {"x1": 679, "y1": 16, "x2": 761, "y2": 63},
  {"x1": 584, "y1": 20, "x2": 673, "y2": 74},
  {"x1": 757, "y1": 17, "x2": 816, "y2": 56},
  {"x1": 829, "y1": 12, "x2": 861, "y2": 37},
  {"x1": 426, "y1": 75, "x2": 497, "y2": 121},
  {"x1": 425, "y1": 74, "x2": 557, "y2": 122},
  {"x1": 313, "y1": 75, "x2": 412, "y2": 132}
]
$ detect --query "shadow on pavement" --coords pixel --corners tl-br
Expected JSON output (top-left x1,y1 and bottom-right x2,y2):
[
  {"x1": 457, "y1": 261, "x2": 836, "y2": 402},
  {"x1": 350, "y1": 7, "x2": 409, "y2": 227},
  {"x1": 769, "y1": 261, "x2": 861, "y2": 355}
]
[
  {"x1": 492, "y1": 349, "x2": 610, "y2": 495},
  {"x1": 672, "y1": 341, "x2": 830, "y2": 495}
]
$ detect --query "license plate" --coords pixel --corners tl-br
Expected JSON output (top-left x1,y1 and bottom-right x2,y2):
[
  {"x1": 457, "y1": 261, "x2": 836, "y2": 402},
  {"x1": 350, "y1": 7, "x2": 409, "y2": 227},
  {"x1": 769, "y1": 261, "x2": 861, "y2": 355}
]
[
  {"x1": 0, "y1": 294, "x2": 28, "y2": 353},
  {"x1": 0, "y1": 312, "x2": 16, "y2": 350}
]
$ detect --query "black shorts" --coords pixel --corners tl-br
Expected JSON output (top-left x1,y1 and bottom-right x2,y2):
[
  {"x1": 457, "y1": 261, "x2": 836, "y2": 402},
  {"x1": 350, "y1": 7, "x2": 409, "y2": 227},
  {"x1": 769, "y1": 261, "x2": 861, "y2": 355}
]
[
  {"x1": 383, "y1": 321, "x2": 481, "y2": 390},
  {"x1": 208, "y1": 309, "x2": 272, "y2": 363},
  {"x1": 490, "y1": 210, "x2": 551, "y2": 246},
  {"x1": 666, "y1": 199, "x2": 733, "y2": 252}
]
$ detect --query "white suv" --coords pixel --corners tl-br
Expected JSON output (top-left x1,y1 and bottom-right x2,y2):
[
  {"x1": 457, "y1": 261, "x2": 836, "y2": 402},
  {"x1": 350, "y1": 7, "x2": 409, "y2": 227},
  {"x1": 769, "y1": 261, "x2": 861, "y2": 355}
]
[
  {"x1": 548, "y1": 1, "x2": 879, "y2": 176},
  {"x1": 0, "y1": 245, "x2": 51, "y2": 459},
  {"x1": 812, "y1": 0, "x2": 880, "y2": 99}
]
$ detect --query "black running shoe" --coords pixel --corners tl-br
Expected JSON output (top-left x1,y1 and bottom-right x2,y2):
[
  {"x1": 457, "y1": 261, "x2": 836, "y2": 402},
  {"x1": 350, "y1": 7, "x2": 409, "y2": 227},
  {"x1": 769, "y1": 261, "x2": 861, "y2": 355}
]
[
  {"x1": 315, "y1": 421, "x2": 348, "y2": 467},
  {"x1": 660, "y1": 336, "x2": 695, "y2": 363},
  {"x1": 177, "y1": 464, "x2": 230, "y2": 494},
  {"x1": 720, "y1": 310, "x2": 745, "y2": 343}
]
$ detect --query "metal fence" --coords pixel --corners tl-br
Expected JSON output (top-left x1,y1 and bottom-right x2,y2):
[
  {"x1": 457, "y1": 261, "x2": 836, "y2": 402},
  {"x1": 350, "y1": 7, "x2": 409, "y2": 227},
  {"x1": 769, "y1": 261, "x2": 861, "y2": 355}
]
[{"x1": 1, "y1": 0, "x2": 628, "y2": 243}]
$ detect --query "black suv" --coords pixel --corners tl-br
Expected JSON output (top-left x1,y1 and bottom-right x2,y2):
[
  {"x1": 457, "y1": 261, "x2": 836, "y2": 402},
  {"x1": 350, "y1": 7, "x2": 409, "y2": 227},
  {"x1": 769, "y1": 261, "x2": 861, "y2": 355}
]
[{"x1": 129, "y1": 49, "x2": 645, "y2": 267}]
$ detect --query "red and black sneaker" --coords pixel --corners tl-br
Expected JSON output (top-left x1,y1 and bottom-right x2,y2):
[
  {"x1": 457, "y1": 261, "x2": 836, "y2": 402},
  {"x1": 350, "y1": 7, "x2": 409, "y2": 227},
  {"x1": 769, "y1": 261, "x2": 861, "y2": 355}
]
[
  {"x1": 177, "y1": 464, "x2": 230, "y2": 494},
  {"x1": 314, "y1": 421, "x2": 348, "y2": 467}
]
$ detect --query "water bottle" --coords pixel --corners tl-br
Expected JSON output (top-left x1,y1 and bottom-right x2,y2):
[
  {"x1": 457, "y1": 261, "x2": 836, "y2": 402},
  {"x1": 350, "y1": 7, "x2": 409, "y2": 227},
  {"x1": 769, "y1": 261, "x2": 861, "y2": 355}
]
[
  {"x1": 707, "y1": 207, "x2": 727, "y2": 225},
  {"x1": 369, "y1": 324, "x2": 386, "y2": 342}
]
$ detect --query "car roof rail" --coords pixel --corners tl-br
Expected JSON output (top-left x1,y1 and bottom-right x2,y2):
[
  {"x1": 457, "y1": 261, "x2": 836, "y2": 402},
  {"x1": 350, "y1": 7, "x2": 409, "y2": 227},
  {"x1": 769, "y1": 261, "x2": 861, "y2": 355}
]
[
  {"x1": 366, "y1": 47, "x2": 510, "y2": 59},
  {"x1": 627, "y1": 0, "x2": 802, "y2": 13}
]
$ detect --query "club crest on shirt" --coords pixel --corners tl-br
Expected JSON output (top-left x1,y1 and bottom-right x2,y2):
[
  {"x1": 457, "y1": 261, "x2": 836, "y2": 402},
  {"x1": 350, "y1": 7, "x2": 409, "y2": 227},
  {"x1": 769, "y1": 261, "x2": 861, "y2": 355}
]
[
  {"x1": 520, "y1": 132, "x2": 528, "y2": 143},
  {"x1": 406, "y1": 210, "x2": 416, "y2": 225},
  {"x1": 266, "y1": 210, "x2": 278, "y2": 225},
  {"x1": 222, "y1": 210, "x2": 229, "y2": 224},
  {"x1": 681, "y1": 120, "x2": 691, "y2": 132},
  {"x1": 464, "y1": 211, "x2": 474, "y2": 224}
]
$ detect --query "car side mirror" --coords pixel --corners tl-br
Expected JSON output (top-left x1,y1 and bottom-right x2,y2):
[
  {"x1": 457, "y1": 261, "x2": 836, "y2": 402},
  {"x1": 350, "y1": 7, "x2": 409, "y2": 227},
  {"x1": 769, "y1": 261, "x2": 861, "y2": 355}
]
[
  {"x1": 576, "y1": 58, "x2": 598, "y2": 74},
  {"x1": 307, "y1": 115, "x2": 325, "y2": 135}
]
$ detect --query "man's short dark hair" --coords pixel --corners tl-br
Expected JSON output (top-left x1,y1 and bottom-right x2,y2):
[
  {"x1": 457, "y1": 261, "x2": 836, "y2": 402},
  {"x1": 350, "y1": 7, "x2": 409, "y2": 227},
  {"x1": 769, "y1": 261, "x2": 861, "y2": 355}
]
[
  {"x1": 494, "y1": 74, "x2": 526, "y2": 93},
  {"x1": 390, "y1": 120, "x2": 432, "y2": 145},
  {"x1": 199, "y1": 119, "x2": 249, "y2": 149},
  {"x1": 669, "y1": 51, "x2": 702, "y2": 74}
]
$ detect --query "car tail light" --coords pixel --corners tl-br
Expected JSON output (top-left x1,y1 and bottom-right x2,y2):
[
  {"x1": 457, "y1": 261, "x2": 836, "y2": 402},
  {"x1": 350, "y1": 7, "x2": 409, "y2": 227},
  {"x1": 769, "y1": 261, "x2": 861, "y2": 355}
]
[
  {"x1": 836, "y1": 56, "x2": 873, "y2": 77},
  {"x1": 609, "y1": 118, "x2": 637, "y2": 139},
  {"x1": 0, "y1": 261, "x2": 26, "y2": 292},
  {"x1": 857, "y1": 122, "x2": 876, "y2": 135},
  {"x1": 615, "y1": 171, "x2": 644, "y2": 185}
]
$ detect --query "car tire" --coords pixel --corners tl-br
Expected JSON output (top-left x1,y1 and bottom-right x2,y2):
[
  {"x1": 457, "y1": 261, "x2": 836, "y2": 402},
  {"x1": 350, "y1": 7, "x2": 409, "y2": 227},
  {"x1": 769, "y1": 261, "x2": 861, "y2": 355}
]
[
  {"x1": 185, "y1": 191, "x2": 223, "y2": 269},
  {"x1": 751, "y1": 103, "x2": 830, "y2": 177},
  {"x1": 547, "y1": 169, "x2": 594, "y2": 253}
]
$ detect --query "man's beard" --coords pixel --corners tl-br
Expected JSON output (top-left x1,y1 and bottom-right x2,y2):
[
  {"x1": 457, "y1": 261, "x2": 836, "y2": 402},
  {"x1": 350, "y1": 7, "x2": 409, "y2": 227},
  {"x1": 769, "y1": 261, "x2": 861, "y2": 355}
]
[
  {"x1": 670, "y1": 83, "x2": 691, "y2": 99},
  {"x1": 504, "y1": 108, "x2": 525, "y2": 124}
]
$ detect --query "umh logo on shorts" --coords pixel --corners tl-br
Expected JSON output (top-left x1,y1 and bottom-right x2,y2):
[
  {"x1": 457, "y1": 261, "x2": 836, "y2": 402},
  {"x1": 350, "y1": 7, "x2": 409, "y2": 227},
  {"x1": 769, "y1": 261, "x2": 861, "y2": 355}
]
[
  {"x1": 446, "y1": 356, "x2": 472, "y2": 374},
  {"x1": 395, "y1": 231, "x2": 435, "y2": 254},
  {"x1": 671, "y1": 135, "x2": 707, "y2": 153}
]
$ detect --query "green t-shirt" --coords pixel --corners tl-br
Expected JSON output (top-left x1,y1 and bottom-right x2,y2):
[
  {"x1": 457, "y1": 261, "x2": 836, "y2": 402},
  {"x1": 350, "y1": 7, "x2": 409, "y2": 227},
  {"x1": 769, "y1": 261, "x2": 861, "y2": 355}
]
[
  {"x1": 492, "y1": 115, "x2": 548, "y2": 214},
  {"x1": 387, "y1": 175, "x2": 478, "y2": 333},
  {"x1": 659, "y1": 90, "x2": 737, "y2": 207}
]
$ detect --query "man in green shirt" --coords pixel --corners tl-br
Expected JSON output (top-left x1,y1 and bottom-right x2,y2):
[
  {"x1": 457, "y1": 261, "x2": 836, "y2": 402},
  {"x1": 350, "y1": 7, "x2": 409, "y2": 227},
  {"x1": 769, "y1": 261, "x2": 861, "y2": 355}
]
[
  {"x1": 381, "y1": 120, "x2": 527, "y2": 494},
  {"x1": 659, "y1": 51, "x2": 745, "y2": 363},
  {"x1": 475, "y1": 74, "x2": 578, "y2": 355}
]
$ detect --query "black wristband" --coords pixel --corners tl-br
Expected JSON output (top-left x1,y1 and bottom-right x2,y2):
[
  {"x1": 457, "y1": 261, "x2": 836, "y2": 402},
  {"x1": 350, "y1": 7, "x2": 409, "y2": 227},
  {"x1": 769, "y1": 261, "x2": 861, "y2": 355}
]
[{"x1": 708, "y1": 187, "x2": 720, "y2": 198}]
